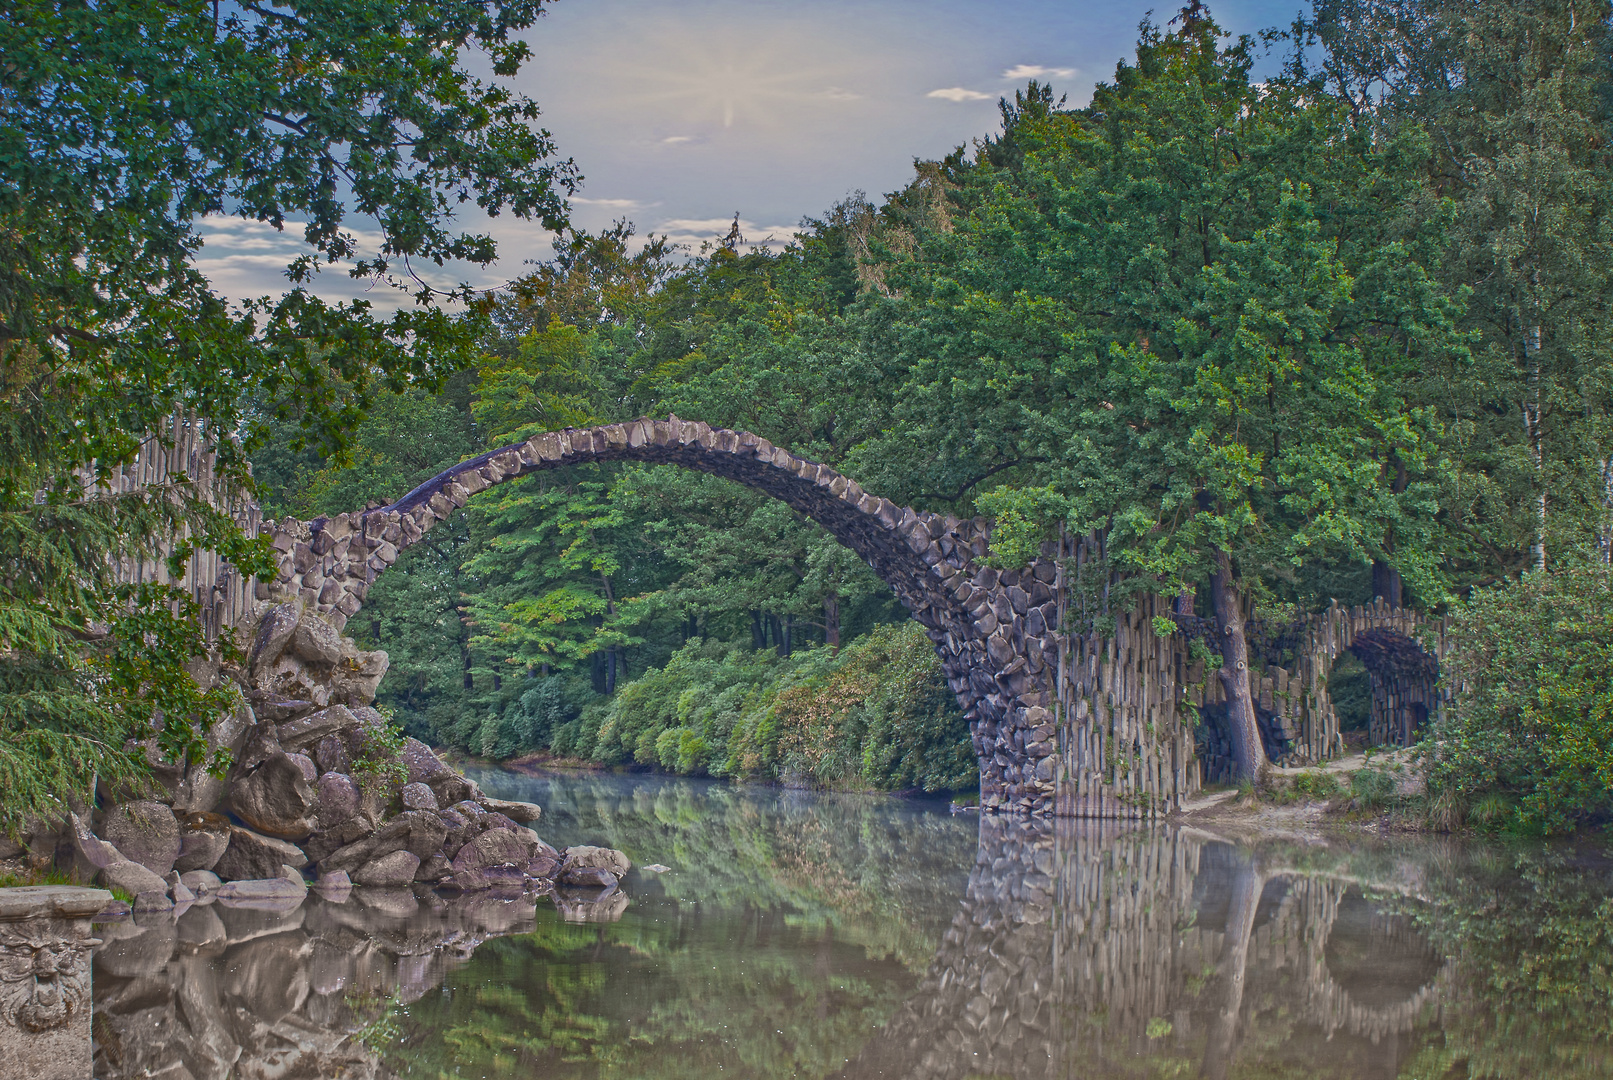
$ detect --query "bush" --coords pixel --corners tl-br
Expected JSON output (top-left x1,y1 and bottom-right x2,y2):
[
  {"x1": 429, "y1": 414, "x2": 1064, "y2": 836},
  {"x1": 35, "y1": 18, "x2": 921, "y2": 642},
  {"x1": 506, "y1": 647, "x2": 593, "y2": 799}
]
[
  {"x1": 1350, "y1": 767, "x2": 1396, "y2": 810},
  {"x1": 1432, "y1": 564, "x2": 1613, "y2": 834}
]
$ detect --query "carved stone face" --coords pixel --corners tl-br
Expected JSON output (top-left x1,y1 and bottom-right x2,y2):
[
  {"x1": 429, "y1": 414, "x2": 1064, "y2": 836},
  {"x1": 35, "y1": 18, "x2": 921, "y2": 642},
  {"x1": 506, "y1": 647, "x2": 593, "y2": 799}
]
[{"x1": 0, "y1": 927, "x2": 92, "y2": 1033}]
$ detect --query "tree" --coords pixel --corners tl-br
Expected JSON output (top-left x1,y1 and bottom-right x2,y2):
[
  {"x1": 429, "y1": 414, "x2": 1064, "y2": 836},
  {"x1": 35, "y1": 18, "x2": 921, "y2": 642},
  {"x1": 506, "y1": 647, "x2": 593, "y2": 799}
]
[
  {"x1": 866, "y1": 9, "x2": 1463, "y2": 781},
  {"x1": 0, "y1": 0, "x2": 574, "y2": 822}
]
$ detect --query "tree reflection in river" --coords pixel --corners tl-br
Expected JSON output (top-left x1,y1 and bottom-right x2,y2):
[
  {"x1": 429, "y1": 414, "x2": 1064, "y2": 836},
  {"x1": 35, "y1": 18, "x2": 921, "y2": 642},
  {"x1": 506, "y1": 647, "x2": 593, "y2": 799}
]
[{"x1": 89, "y1": 771, "x2": 1613, "y2": 1078}]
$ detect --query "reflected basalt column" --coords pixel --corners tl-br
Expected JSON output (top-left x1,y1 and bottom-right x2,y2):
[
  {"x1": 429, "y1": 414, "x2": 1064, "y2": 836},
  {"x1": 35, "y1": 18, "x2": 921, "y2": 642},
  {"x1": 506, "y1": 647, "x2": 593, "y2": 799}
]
[
  {"x1": 835, "y1": 824, "x2": 1450, "y2": 1080},
  {"x1": 835, "y1": 818, "x2": 1207, "y2": 1079},
  {"x1": 92, "y1": 891, "x2": 542, "y2": 1080}
]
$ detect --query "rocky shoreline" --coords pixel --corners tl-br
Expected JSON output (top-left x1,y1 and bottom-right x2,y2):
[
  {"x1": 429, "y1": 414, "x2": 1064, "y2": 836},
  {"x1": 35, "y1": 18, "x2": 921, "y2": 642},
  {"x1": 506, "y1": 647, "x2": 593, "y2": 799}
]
[{"x1": 0, "y1": 601, "x2": 629, "y2": 915}]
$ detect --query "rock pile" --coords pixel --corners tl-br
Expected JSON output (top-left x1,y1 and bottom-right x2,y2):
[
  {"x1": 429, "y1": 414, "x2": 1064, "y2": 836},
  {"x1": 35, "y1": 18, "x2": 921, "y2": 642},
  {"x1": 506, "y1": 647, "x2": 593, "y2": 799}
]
[{"x1": 1, "y1": 600, "x2": 629, "y2": 916}]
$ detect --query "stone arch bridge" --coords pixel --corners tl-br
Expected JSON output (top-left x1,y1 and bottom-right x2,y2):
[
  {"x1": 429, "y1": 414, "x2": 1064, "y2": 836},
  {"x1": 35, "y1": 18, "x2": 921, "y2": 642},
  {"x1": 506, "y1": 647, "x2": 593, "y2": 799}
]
[{"x1": 117, "y1": 418, "x2": 1442, "y2": 816}]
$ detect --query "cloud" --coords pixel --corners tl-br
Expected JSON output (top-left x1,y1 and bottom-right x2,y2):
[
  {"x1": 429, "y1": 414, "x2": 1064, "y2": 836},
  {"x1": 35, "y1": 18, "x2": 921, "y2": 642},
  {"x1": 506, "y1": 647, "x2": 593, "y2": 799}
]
[
  {"x1": 661, "y1": 135, "x2": 696, "y2": 144},
  {"x1": 572, "y1": 196, "x2": 657, "y2": 209},
  {"x1": 1002, "y1": 64, "x2": 1076, "y2": 80},
  {"x1": 654, "y1": 216, "x2": 799, "y2": 253},
  {"x1": 819, "y1": 86, "x2": 861, "y2": 101},
  {"x1": 926, "y1": 87, "x2": 993, "y2": 102}
]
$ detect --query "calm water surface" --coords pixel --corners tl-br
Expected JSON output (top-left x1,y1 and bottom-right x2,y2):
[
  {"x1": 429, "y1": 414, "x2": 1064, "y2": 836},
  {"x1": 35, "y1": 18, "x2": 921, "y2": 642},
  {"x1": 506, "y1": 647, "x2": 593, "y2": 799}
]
[{"x1": 91, "y1": 769, "x2": 1613, "y2": 1078}]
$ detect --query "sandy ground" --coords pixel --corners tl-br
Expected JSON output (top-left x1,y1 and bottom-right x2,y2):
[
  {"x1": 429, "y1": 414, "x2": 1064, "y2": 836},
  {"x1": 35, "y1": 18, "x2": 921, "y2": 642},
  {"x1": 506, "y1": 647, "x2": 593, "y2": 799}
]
[{"x1": 1170, "y1": 747, "x2": 1425, "y2": 836}]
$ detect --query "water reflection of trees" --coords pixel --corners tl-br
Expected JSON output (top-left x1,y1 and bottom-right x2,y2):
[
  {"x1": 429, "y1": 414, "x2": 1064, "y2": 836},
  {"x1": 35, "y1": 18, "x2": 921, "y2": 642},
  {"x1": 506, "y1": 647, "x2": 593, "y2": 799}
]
[
  {"x1": 89, "y1": 772, "x2": 1613, "y2": 1079},
  {"x1": 836, "y1": 820, "x2": 1457, "y2": 1080}
]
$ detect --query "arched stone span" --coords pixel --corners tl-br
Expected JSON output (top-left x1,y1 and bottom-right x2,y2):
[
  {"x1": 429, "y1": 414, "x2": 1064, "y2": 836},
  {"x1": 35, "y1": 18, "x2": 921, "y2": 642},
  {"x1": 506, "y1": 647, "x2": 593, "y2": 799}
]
[{"x1": 258, "y1": 417, "x2": 1066, "y2": 813}]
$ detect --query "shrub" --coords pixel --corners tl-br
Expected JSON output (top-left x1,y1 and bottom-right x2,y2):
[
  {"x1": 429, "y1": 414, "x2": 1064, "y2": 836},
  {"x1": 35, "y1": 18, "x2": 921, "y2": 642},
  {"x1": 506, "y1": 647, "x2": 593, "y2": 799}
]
[
  {"x1": 1431, "y1": 564, "x2": 1613, "y2": 834},
  {"x1": 1351, "y1": 767, "x2": 1396, "y2": 810}
]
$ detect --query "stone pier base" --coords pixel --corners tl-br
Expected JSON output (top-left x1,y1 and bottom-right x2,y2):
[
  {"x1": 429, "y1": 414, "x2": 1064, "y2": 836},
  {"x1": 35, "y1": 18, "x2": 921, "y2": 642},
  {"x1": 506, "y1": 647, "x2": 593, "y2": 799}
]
[{"x1": 0, "y1": 886, "x2": 111, "y2": 1080}]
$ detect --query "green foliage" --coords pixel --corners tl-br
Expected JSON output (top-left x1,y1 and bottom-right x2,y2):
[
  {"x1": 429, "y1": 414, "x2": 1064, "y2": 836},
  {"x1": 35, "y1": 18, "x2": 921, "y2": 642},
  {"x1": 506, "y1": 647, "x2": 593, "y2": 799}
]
[
  {"x1": 1349, "y1": 767, "x2": 1396, "y2": 810},
  {"x1": 351, "y1": 706, "x2": 409, "y2": 805},
  {"x1": 456, "y1": 623, "x2": 974, "y2": 794},
  {"x1": 0, "y1": 0, "x2": 572, "y2": 824},
  {"x1": 1432, "y1": 564, "x2": 1613, "y2": 834}
]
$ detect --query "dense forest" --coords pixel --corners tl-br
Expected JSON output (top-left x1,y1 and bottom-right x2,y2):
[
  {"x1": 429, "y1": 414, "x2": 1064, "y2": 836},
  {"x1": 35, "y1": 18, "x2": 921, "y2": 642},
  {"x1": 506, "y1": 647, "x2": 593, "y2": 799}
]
[
  {"x1": 246, "y1": 1, "x2": 1613, "y2": 826},
  {"x1": 11, "y1": 0, "x2": 1613, "y2": 831}
]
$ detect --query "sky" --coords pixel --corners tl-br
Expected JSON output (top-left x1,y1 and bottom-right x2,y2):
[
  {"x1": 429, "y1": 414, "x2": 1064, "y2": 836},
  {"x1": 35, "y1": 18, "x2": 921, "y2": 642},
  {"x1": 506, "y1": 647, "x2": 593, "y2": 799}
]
[{"x1": 196, "y1": 0, "x2": 1310, "y2": 308}]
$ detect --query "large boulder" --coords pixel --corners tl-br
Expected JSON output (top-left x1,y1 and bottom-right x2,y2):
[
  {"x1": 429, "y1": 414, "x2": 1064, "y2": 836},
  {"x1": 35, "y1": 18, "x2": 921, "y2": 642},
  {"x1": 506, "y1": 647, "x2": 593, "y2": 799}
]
[
  {"x1": 101, "y1": 800, "x2": 182, "y2": 877},
  {"x1": 401, "y1": 738, "x2": 452, "y2": 784},
  {"x1": 400, "y1": 783, "x2": 439, "y2": 812},
  {"x1": 99, "y1": 858, "x2": 172, "y2": 910},
  {"x1": 277, "y1": 704, "x2": 356, "y2": 751},
  {"x1": 561, "y1": 845, "x2": 631, "y2": 876},
  {"x1": 248, "y1": 602, "x2": 301, "y2": 676},
  {"x1": 212, "y1": 823, "x2": 307, "y2": 882},
  {"x1": 215, "y1": 865, "x2": 307, "y2": 905},
  {"x1": 314, "y1": 734, "x2": 351, "y2": 775},
  {"x1": 173, "y1": 701, "x2": 256, "y2": 813},
  {"x1": 315, "y1": 811, "x2": 445, "y2": 875},
  {"x1": 448, "y1": 827, "x2": 549, "y2": 892},
  {"x1": 314, "y1": 772, "x2": 362, "y2": 827},
  {"x1": 352, "y1": 850, "x2": 420, "y2": 887},
  {"x1": 478, "y1": 796, "x2": 542, "y2": 823},
  {"x1": 226, "y1": 752, "x2": 316, "y2": 839},
  {"x1": 328, "y1": 645, "x2": 388, "y2": 704},
  {"x1": 174, "y1": 812, "x2": 232, "y2": 873},
  {"x1": 289, "y1": 614, "x2": 344, "y2": 668},
  {"x1": 303, "y1": 814, "x2": 374, "y2": 864},
  {"x1": 559, "y1": 845, "x2": 631, "y2": 886}
]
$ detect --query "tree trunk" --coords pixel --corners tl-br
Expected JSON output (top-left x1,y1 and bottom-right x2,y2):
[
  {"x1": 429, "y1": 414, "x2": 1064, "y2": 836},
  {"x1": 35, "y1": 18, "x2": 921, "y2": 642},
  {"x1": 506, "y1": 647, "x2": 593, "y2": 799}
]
[
  {"x1": 751, "y1": 610, "x2": 766, "y2": 650},
  {"x1": 778, "y1": 613, "x2": 793, "y2": 658},
  {"x1": 1371, "y1": 561, "x2": 1403, "y2": 608},
  {"x1": 1210, "y1": 550, "x2": 1267, "y2": 784},
  {"x1": 823, "y1": 592, "x2": 841, "y2": 654},
  {"x1": 605, "y1": 648, "x2": 617, "y2": 694}
]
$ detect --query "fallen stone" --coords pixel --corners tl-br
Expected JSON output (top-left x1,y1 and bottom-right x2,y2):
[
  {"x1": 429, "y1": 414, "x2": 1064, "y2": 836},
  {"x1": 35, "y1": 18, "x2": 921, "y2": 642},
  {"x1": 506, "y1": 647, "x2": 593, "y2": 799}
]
[
  {"x1": 352, "y1": 850, "x2": 421, "y2": 887},
  {"x1": 414, "y1": 853, "x2": 452, "y2": 882},
  {"x1": 214, "y1": 875, "x2": 308, "y2": 904},
  {"x1": 286, "y1": 752, "x2": 317, "y2": 781},
  {"x1": 212, "y1": 823, "x2": 308, "y2": 881},
  {"x1": 66, "y1": 811, "x2": 120, "y2": 878},
  {"x1": 315, "y1": 772, "x2": 362, "y2": 826},
  {"x1": 400, "y1": 782, "x2": 439, "y2": 812},
  {"x1": 277, "y1": 704, "x2": 357, "y2": 751},
  {"x1": 173, "y1": 812, "x2": 232, "y2": 873},
  {"x1": 248, "y1": 602, "x2": 300, "y2": 675},
  {"x1": 179, "y1": 870, "x2": 221, "y2": 899},
  {"x1": 329, "y1": 645, "x2": 388, "y2": 703},
  {"x1": 558, "y1": 864, "x2": 618, "y2": 889},
  {"x1": 290, "y1": 613, "x2": 344, "y2": 667},
  {"x1": 642, "y1": 864, "x2": 672, "y2": 873},
  {"x1": 101, "y1": 800, "x2": 182, "y2": 877},
  {"x1": 227, "y1": 752, "x2": 316, "y2": 839},
  {"x1": 99, "y1": 857, "x2": 170, "y2": 899},
  {"x1": 314, "y1": 869, "x2": 351, "y2": 890},
  {"x1": 304, "y1": 813, "x2": 374, "y2": 863},
  {"x1": 165, "y1": 870, "x2": 197, "y2": 906},
  {"x1": 561, "y1": 845, "x2": 631, "y2": 878},
  {"x1": 315, "y1": 734, "x2": 351, "y2": 774},
  {"x1": 401, "y1": 737, "x2": 452, "y2": 783},
  {"x1": 477, "y1": 796, "x2": 542, "y2": 822}
]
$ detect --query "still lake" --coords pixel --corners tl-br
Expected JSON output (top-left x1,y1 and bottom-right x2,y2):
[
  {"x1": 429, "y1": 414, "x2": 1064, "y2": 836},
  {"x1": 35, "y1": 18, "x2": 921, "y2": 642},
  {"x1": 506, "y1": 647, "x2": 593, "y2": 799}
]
[{"x1": 92, "y1": 769, "x2": 1613, "y2": 1078}]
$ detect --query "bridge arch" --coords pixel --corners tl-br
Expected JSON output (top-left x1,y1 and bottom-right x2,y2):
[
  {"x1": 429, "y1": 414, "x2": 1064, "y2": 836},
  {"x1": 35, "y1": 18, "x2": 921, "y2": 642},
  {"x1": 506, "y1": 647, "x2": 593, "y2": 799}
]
[{"x1": 259, "y1": 417, "x2": 1063, "y2": 810}]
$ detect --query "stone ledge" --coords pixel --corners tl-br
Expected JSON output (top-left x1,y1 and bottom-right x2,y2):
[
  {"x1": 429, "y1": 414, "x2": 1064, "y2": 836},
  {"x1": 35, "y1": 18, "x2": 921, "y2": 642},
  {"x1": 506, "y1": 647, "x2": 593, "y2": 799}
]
[{"x1": 0, "y1": 885, "x2": 113, "y2": 922}]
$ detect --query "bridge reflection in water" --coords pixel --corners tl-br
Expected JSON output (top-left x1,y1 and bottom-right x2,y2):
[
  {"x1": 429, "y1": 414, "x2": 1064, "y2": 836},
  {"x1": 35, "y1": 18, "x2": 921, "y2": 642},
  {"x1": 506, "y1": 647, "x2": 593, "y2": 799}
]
[
  {"x1": 90, "y1": 789, "x2": 1467, "y2": 1079},
  {"x1": 838, "y1": 818, "x2": 1449, "y2": 1080}
]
